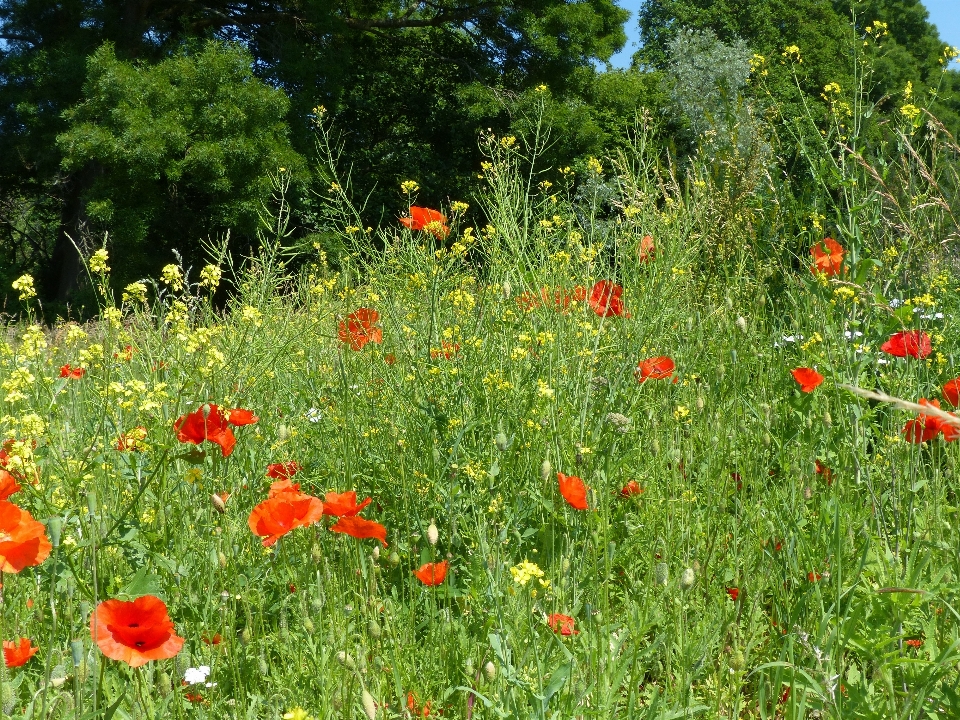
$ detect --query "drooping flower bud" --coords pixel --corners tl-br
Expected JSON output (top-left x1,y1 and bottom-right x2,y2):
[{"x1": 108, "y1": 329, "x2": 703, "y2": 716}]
[
  {"x1": 427, "y1": 521, "x2": 439, "y2": 546},
  {"x1": 211, "y1": 494, "x2": 226, "y2": 514},
  {"x1": 484, "y1": 661, "x2": 497, "y2": 681},
  {"x1": 540, "y1": 459, "x2": 552, "y2": 483},
  {"x1": 361, "y1": 689, "x2": 377, "y2": 720},
  {"x1": 680, "y1": 567, "x2": 696, "y2": 592},
  {"x1": 654, "y1": 562, "x2": 669, "y2": 587}
]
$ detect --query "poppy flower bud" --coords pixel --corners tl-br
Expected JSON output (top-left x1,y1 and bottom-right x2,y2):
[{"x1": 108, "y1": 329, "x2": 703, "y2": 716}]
[
  {"x1": 372, "y1": 545, "x2": 380, "y2": 561},
  {"x1": 680, "y1": 567, "x2": 695, "y2": 591},
  {"x1": 202, "y1": 403, "x2": 212, "y2": 419},
  {"x1": 427, "y1": 521, "x2": 439, "y2": 546},
  {"x1": 303, "y1": 617, "x2": 315, "y2": 634},
  {"x1": 696, "y1": 396, "x2": 705, "y2": 411},
  {"x1": 47, "y1": 517, "x2": 62, "y2": 548},
  {"x1": 823, "y1": 411, "x2": 832, "y2": 427},
  {"x1": 540, "y1": 459, "x2": 552, "y2": 483},
  {"x1": 494, "y1": 432, "x2": 509, "y2": 451},
  {"x1": 361, "y1": 689, "x2": 377, "y2": 720},
  {"x1": 241, "y1": 628, "x2": 252, "y2": 645},
  {"x1": 465, "y1": 658, "x2": 475, "y2": 677},
  {"x1": 561, "y1": 557, "x2": 570, "y2": 573},
  {"x1": 367, "y1": 619, "x2": 382, "y2": 639},
  {"x1": 730, "y1": 649, "x2": 745, "y2": 671},
  {"x1": 218, "y1": 551, "x2": 227, "y2": 568},
  {"x1": 157, "y1": 671, "x2": 172, "y2": 697},
  {"x1": 484, "y1": 661, "x2": 497, "y2": 681},
  {"x1": 258, "y1": 656, "x2": 269, "y2": 675},
  {"x1": 336, "y1": 651, "x2": 357, "y2": 671},
  {"x1": 86, "y1": 491, "x2": 97, "y2": 518},
  {"x1": 211, "y1": 494, "x2": 226, "y2": 514},
  {"x1": 803, "y1": 486, "x2": 813, "y2": 500},
  {"x1": 502, "y1": 280, "x2": 512, "y2": 299},
  {"x1": 388, "y1": 551, "x2": 400, "y2": 567},
  {"x1": 654, "y1": 562, "x2": 669, "y2": 587},
  {"x1": 736, "y1": 316, "x2": 747, "y2": 333},
  {"x1": 70, "y1": 639, "x2": 84, "y2": 668}
]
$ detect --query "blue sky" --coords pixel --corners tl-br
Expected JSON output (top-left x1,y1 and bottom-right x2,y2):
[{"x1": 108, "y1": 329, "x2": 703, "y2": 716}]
[{"x1": 607, "y1": 0, "x2": 960, "y2": 69}]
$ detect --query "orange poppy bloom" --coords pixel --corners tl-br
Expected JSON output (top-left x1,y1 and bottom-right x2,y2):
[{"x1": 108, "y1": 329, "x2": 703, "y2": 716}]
[
  {"x1": 547, "y1": 613, "x2": 578, "y2": 636},
  {"x1": 400, "y1": 206, "x2": 449, "y2": 239},
  {"x1": 322, "y1": 491, "x2": 373, "y2": 517},
  {"x1": 0, "y1": 471, "x2": 20, "y2": 501},
  {"x1": 173, "y1": 404, "x2": 237, "y2": 457},
  {"x1": 248, "y1": 487, "x2": 324, "y2": 547},
  {"x1": 59, "y1": 364, "x2": 85, "y2": 379},
  {"x1": 903, "y1": 399, "x2": 959, "y2": 443},
  {"x1": 791, "y1": 367, "x2": 824, "y2": 393},
  {"x1": 619, "y1": 480, "x2": 643, "y2": 497},
  {"x1": 91, "y1": 595, "x2": 184, "y2": 667},
  {"x1": 881, "y1": 330, "x2": 931, "y2": 359},
  {"x1": 726, "y1": 587, "x2": 740, "y2": 602},
  {"x1": 815, "y1": 460, "x2": 833, "y2": 485},
  {"x1": 944, "y1": 378, "x2": 960, "y2": 408},
  {"x1": 635, "y1": 356, "x2": 675, "y2": 383},
  {"x1": 810, "y1": 237, "x2": 844, "y2": 276},
  {"x1": 3, "y1": 638, "x2": 39, "y2": 668},
  {"x1": 0, "y1": 501, "x2": 51, "y2": 573},
  {"x1": 329, "y1": 515, "x2": 388, "y2": 547},
  {"x1": 407, "y1": 692, "x2": 432, "y2": 717},
  {"x1": 226, "y1": 408, "x2": 259, "y2": 426},
  {"x1": 338, "y1": 308, "x2": 383, "y2": 351},
  {"x1": 588, "y1": 280, "x2": 629, "y2": 317},
  {"x1": 413, "y1": 560, "x2": 449, "y2": 586},
  {"x1": 557, "y1": 472, "x2": 588, "y2": 510},
  {"x1": 266, "y1": 462, "x2": 301, "y2": 480},
  {"x1": 637, "y1": 235, "x2": 656, "y2": 263},
  {"x1": 808, "y1": 571, "x2": 822, "y2": 582}
]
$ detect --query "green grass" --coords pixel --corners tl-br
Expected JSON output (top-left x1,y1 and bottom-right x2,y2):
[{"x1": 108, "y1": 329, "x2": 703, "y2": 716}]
[{"x1": 2, "y1": 107, "x2": 960, "y2": 720}]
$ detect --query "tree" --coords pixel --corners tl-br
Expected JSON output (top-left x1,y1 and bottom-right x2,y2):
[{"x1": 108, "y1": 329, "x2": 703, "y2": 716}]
[
  {"x1": 56, "y1": 42, "x2": 307, "y2": 290},
  {"x1": 0, "y1": 1, "x2": 631, "y2": 301}
]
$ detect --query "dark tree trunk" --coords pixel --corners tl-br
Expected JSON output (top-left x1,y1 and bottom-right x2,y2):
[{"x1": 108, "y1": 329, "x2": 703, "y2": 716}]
[{"x1": 49, "y1": 163, "x2": 100, "y2": 301}]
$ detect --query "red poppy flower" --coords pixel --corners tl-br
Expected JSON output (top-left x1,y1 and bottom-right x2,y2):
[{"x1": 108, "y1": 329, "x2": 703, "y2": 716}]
[
  {"x1": 248, "y1": 488, "x2": 324, "y2": 547},
  {"x1": 201, "y1": 632, "x2": 222, "y2": 646},
  {"x1": 791, "y1": 367, "x2": 824, "y2": 393},
  {"x1": 338, "y1": 308, "x2": 383, "y2": 351},
  {"x1": 413, "y1": 560, "x2": 449, "y2": 586},
  {"x1": 407, "y1": 692, "x2": 432, "y2": 717},
  {"x1": 400, "y1": 206, "x2": 449, "y2": 239},
  {"x1": 726, "y1": 587, "x2": 740, "y2": 602},
  {"x1": 557, "y1": 472, "x2": 588, "y2": 510},
  {"x1": 0, "y1": 471, "x2": 20, "y2": 501},
  {"x1": 330, "y1": 515, "x2": 388, "y2": 547},
  {"x1": 0, "y1": 501, "x2": 51, "y2": 573},
  {"x1": 114, "y1": 345, "x2": 136, "y2": 361},
  {"x1": 173, "y1": 404, "x2": 236, "y2": 457},
  {"x1": 116, "y1": 426, "x2": 148, "y2": 452},
  {"x1": 588, "y1": 280, "x2": 629, "y2": 318},
  {"x1": 59, "y1": 364, "x2": 85, "y2": 379},
  {"x1": 322, "y1": 491, "x2": 373, "y2": 517},
  {"x1": 902, "y1": 398, "x2": 959, "y2": 443},
  {"x1": 266, "y1": 462, "x2": 301, "y2": 480},
  {"x1": 635, "y1": 356, "x2": 675, "y2": 383},
  {"x1": 619, "y1": 480, "x2": 643, "y2": 497},
  {"x1": 881, "y1": 330, "x2": 931, "y2": 359},
  {"x1": 547, "y1": 613, "x2": 579, "y2": 636},
  {"x1": 808, "y1": 571, "x2": 821, "y2": 582},
  {"x1": 814, "y1": 460, "x2": 834, "y2": 486},
  {"x1": 430, "y1": 341, "x2": 460, "y2": 360},
  {"x1": 637, "y1": 235, "x2": 656, "y2": 263},
  {"x1": 3, "y1": 638, "x2": 38, "y2": 668},
  {"x1": 91, "y1": 595, "x2": 184, "y2": 667},
  {"x1": 226, "y1": 408, "x2": 258, "y2": 426},
  {"x1": 942, "y1": 378, "x2": 960, "y2": 408},
  {"x1": 904, "y1": 638, "x2": 923, "y2": 649},
  {"x1": 810, "y1": 237, "x2": 844, "y2": 277}
]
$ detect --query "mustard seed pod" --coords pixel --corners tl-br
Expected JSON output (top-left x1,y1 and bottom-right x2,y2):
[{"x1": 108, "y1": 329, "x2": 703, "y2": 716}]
[
  {"x1": 427, "y1": 521, "x2": 439, "y2": 546},
  {"x1": 540, "y1": 459, "x2": 552, "y2": 483},
  {"x1": 361, "y1": 689, "x2": 377, "y2": 720},
  {"x1": 336, "y1": 651, "x2": 357, "y2": 671},
  {"x1": 484, "y1": 661, "x2": 497, "y2": 682},
  {"x1": 211, "y1": 494, "x2": 226, "y2": 514},
  {"x1": 680, "y1": 567, "x2": 695, "y2": 592}
]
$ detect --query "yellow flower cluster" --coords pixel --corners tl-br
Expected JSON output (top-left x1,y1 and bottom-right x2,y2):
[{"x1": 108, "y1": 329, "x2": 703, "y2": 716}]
[
  {"x1": 510, "y1": 560, "x2": 547, "y2": 586},
  {"x1": 200, "y1": 264, "x2": 222, "y2": 290},
  {"x1": 122, "y1": 282, "x2": 148, "y2": 305},
  {"x1": 400, "y1": 180, "x2": 420, "y2": 194},
  {"x1": 783, "y1": 45, "x2": 802, "y2": 63},
  {"x1": 89, "y1": 249, "x2": 110, "y2": 274},
  {"x1": 11, "y1": 274, "x2": 36, "y2": 301},
  {"x1": 161, "y1": 264, "x2": 183, "y2": 291}
]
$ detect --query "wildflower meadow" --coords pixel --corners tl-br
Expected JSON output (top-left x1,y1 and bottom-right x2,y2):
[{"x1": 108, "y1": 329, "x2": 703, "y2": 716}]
[{"x1": 3, "y1": 49, "x2": 960, "y2": 720}]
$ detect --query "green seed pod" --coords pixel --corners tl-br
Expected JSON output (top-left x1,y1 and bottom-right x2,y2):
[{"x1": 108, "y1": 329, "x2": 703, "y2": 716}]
[
  {"x1": 303, "y1": 617, "x2": 315, "y2": 634},
  {"x1": 361, "y1": 689, "x2": 377, "y2": 720},
  {"x1": 367, "y1": 619, "x2": 382, "y2": 639},
  {"x1": 494, "y1": 432, "x2": 509, "y2": 451},
  {"x1": 240, "y1": 627, "x2": 252, "y2": 645},
  {"x1": 388, "y1": 551, "x2": 400, "y2": 567},
  {"x1": 157, "y1": 671, "x2": 172, "y2": 698}
]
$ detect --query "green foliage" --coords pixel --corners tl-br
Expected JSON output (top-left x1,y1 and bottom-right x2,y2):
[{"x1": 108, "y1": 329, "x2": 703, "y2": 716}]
[{"x1": 56, "y1": 42, "x2": 307, "y2": 288}]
